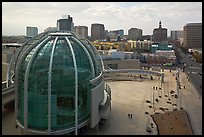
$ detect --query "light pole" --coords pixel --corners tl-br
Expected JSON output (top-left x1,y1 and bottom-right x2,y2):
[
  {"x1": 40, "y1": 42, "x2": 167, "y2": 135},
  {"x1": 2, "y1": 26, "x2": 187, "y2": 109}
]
[
  {"x1": 176, "y1": 67, "x2": 181, "y2": 110},
  {"x1": 153, "y1": 87, "x2": 155, "y2": 109}
]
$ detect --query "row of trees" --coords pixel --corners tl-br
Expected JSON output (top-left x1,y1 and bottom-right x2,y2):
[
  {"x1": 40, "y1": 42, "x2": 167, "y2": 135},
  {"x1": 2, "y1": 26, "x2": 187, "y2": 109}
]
[{"x1": 192, "y1": 51, "x2": 202, "y2": 63}]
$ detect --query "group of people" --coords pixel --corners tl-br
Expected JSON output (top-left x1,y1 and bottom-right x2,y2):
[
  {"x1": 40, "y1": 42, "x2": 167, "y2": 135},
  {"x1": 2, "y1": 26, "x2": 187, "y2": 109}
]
[{"x1": 128, "y1": 113, "x2": 133, "y2": 119}]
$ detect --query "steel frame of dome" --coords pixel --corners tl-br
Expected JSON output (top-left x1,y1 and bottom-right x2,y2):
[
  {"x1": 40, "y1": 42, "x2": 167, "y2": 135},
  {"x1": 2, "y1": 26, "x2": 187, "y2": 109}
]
[{"x1": 7, "y1": 31, "x2": 110, "y2": 135}]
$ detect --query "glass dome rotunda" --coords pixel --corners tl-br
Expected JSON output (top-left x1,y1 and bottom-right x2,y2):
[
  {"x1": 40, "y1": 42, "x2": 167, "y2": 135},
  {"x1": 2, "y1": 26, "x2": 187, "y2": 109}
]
[{"x1": 11, "y1": 31, "x2": 106, "y2": 135}]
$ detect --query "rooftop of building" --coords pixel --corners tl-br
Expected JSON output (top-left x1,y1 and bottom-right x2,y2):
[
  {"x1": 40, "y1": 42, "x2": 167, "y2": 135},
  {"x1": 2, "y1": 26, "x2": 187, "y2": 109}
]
[{"x1": 185, "y1": 23, "x2": 202, "y2": 26}]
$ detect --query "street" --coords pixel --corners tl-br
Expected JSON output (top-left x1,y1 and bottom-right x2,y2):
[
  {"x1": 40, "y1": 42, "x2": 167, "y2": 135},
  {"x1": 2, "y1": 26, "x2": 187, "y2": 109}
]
[{"x1": 176, "y1": 47, "x2": 202, "y2": 97}]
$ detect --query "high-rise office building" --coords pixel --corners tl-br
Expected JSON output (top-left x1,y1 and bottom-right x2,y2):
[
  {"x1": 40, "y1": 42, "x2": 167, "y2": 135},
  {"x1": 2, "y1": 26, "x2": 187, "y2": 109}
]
[
  {"x1": 170, "y1": 30, "x2": 183, "y2": 40},
  {"x1": 74, "y1": 26, "x2": 88, "y2": 39},
  {"x1": 57, "y1": 15, "x2": 74, "y2": 31},
  {"x1": 26, "y1": 26, "x2": 38, "y2": 37},
  {"x1": 91, "y1": 23, "x2": 105, "y2": 41},
  {"x1": 153, "y1": 21, "x2": 167, "y2": 43},
  {"x1": 128, "y1": 28, "x2": 142, "y2": 41},
  {"x1": 183, "y1": 23, "x2": 202, "y2": 49},
  {"x1": 104, "y1": 30, "x2": 109, "y2": 38}
]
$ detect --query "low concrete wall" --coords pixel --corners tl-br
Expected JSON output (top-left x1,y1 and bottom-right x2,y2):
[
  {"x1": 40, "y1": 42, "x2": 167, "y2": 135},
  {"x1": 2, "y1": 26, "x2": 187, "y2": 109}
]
[
  {"x1": 90, "y1": 81, "x2": 104, "y2": 128},
  {"x1": 103, "y1": 59, "x2": 141, "y2": 69}
]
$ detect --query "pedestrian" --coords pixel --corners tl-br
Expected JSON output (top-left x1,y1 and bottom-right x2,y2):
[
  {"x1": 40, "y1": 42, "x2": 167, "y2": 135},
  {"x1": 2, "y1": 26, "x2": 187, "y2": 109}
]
[
  {"x1": 128, "y1": 113, "x2": 130, "y2": 118},
  {"x1": 130, "y1": 113, "x2": 132, "y2": 118}
]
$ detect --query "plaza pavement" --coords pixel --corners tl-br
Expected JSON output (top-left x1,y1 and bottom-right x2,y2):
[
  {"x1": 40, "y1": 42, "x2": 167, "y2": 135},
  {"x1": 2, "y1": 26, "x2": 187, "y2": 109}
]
[{"x1": 2, "y1": 69, "x2": 202, "y2": 135}]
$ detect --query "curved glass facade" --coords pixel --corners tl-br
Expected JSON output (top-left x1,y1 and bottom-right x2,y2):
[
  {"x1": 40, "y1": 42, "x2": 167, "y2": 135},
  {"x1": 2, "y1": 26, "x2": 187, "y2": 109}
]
[{"x1": 14, "y1": 31, "x2": 104, "y2": 134}]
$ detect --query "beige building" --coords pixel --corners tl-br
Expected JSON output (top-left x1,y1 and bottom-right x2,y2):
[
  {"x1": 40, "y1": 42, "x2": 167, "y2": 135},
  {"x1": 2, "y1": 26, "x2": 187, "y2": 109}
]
[
  {"x1": 74, "y1": 26, "x2": 88, "y2": 39},
  {"x1": 128, "y1": 40, "x2": 152, "y2": 52},
  {"x1": 128, "y1": 28, "x2": 142, "y2": 41},
  {"x1": 91, "y1": 23, "x2": 105, "y2": 41},
  {"x1": 183, "y1": 23, "x2": 202, "y2": 49}
]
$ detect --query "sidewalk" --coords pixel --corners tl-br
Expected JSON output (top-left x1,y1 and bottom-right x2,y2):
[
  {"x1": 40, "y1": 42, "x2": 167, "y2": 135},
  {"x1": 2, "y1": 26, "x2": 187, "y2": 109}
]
[{"x1": 178, "y1": 71, "x2": 202, "y2": 135}]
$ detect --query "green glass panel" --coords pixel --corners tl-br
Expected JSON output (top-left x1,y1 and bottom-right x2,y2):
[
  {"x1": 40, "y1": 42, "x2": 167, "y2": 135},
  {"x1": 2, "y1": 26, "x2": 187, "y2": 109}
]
[{"x1": 26, "y1": 39, "x2": 54, "y2": 129}]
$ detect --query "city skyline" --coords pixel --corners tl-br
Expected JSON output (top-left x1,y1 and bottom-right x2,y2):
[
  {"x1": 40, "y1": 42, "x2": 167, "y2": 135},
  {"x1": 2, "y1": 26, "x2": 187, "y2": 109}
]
[{"x1": 2, "y1": 2, "x2": 202, "y2": 36}]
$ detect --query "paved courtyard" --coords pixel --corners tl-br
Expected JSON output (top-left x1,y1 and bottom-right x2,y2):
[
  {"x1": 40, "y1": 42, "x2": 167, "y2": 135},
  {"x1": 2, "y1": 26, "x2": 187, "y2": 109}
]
[
  {"x1": 2, "y1": 69, "x2": 202, "y2": 135},
  {"x1": 87, "y1": 69, "x2": 202, "y2": 135}
]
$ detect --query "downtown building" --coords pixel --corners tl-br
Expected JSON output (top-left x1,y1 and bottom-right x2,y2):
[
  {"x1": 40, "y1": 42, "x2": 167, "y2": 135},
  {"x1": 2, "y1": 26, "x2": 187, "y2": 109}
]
[
  {"x1": 91, "y1": 23, "x2": 105, "y2": 41},
  {"x1": 74, "y1": 26, "x2": 88, "y2": 39},
  {"x1": 170, "y1": 30, "x2": 183, "y2": 40},
  {"x1": 57, "y1": 15, "x2": 74, "y2": 31},
  {"x1": 109, "y1": 29, "x2": 124, "y2": 37},
  {"x1": 26, "y1": 26, "x2": 38, "y2": 38},
  {"x1": 153, "y1": 21, "x2": 167, "y2": 43},
  {"x1": 108, "y1": 29, "x2": 124, "y2": 41},
  {"x1": 183, "y1": 23, "x2": 202, "y2": 49},
  {"x1": 128, "y1": 28, "x2": 142, "y2": 41},
  {"x1": 146, "y1": 43, "x2": 176, "y2": 66},
  {"x1": 170, "y1": 30, "x2": 183, "y2": 47},
  {"x1": 127, "y1": 40, "x2": 152, "y2": 52}
]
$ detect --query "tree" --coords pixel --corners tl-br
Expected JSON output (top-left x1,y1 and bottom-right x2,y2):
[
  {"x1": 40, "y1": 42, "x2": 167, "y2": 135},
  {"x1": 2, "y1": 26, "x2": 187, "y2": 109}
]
[
  {"x1": 192, "y1": 51, "x2": 202, "y2": 63},
  {"x1": 116, "y1": 35, "x2": 121, "y2": 42},
  {"x1": 106, "y1": 36, "x2": 110, "y2": 42}
]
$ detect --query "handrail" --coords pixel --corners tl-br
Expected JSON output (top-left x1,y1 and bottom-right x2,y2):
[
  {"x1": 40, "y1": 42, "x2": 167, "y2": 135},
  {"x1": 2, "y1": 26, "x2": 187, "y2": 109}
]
[
  {"x1": 103, "y1": 69, "x2": 162, "y2": 76},
  {"x1": 2, "y1": 86, "x2": 15, "y2": 95}
]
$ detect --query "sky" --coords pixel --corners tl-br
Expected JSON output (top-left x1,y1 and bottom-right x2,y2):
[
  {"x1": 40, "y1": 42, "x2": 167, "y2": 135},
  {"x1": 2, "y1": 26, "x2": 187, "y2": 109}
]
[{"x1": 2, "y1": 2, "x2": 202, "y2": 36}]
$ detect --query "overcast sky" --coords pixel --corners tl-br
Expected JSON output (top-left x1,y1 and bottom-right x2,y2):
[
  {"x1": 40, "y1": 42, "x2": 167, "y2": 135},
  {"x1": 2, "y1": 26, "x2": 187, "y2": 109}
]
[{"x1": 2, "y1": 2, "x2": 202, "y2": 36}]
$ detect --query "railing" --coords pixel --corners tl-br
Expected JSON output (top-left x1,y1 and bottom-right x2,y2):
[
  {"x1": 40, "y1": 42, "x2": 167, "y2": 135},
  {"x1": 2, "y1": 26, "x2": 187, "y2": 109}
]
[
  {"x1": 2, "y1": 85, "x2": 14, "y2": 94},
  {"x1": 103, "y1": 69, "x2": 162, "y2": 76},
  {"x1": 103, "y1": 69, "x2": 164, "y2": 82},
  {"x1": 2, "y1": 85, "x2": 15, "y2": 105}
]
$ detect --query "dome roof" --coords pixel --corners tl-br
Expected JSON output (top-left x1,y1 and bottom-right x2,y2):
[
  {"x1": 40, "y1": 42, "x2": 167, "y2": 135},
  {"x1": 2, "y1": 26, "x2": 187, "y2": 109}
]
[
  {"x1": 11, "y1": 31, "x2": 104, "y2": 133},
  {"x1": 8, "y1": 31, "x2": 103, "y2": 83}
]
